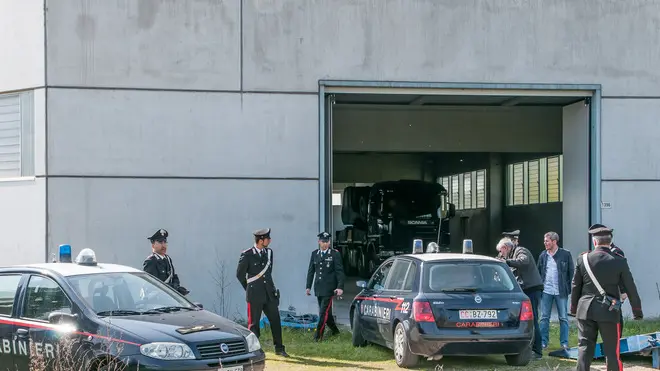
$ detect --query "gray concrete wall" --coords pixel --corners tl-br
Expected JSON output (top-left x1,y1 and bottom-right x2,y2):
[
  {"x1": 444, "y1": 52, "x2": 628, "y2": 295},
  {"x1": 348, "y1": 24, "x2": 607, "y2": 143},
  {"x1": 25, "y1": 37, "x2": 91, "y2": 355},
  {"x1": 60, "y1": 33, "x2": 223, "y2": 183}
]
[{"x1": 0, "y1": 0, "x2": 655, "y2": 317}]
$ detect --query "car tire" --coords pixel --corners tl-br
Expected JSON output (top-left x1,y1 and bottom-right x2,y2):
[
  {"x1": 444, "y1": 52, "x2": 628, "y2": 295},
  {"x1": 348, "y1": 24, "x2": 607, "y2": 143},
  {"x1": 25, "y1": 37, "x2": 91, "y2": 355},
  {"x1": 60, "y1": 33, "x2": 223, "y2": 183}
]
[
  {"x1": 351, "y1": 308, "x2": 367, "y2": 347},
  {"x1": 393, "y1": 322, "x2": 419, "y2": 368},
  {"x1": 504, "y1": 345, "x2": 532, "y2": 366}
]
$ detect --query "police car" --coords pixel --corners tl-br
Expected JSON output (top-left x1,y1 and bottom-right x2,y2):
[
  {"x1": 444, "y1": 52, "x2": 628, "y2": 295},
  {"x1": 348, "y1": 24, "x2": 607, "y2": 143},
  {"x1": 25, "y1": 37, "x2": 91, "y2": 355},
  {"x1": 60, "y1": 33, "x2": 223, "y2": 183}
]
[
  {"x1": 349, "y1": 248, "x2": 534, "y2": 368},
  {"x1": 0, "y1": 246, "x2": 264, "y2": 371}
]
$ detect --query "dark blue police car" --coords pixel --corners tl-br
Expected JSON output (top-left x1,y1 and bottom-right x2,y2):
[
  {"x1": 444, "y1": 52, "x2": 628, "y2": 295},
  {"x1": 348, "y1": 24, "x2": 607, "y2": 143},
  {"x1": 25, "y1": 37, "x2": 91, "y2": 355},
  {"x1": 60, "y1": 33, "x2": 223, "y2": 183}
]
[
  {"x1": 0, "y1": 248, "x2": 265, "y2": 371},
  {"x1": 349, "y1": 253, "x2": 534, "y2": 368}
]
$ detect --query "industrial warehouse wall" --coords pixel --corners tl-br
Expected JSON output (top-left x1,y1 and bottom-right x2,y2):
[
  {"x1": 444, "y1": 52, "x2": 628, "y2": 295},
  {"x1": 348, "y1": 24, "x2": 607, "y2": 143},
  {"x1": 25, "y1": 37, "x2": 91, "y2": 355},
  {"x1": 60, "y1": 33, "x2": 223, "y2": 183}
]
[
  {"x1": 0, "y1": 1, "x2": 46, "y2": 265},
  {"x1": 0, "y1": 0, "x2": 650, "y2": 318}
]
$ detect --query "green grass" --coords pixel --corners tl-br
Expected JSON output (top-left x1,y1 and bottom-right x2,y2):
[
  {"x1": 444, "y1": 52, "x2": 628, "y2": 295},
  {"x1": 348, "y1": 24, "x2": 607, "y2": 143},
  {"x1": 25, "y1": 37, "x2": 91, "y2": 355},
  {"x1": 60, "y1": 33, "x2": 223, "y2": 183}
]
[{"x1": 256, "y1": 319, "x2": 660, "y2": 370}]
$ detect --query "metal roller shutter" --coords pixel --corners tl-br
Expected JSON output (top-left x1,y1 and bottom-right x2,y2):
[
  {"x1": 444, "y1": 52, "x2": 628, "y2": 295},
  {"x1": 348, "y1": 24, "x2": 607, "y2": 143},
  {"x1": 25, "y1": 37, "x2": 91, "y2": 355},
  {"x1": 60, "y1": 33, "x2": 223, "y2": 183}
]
[{"x1": 0, "y1": 94, "x2": 21, "y2": 178}]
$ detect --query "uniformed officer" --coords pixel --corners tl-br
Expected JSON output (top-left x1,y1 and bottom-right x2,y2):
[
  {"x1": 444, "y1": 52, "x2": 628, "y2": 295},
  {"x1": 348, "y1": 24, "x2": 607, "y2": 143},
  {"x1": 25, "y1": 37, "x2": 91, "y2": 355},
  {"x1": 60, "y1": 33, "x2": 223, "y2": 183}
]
[
  {"x1": 143, "y1": 229, "x2": 190, "y2": 295},
  {"x1": 570, "y1": 225, "x2": 643, "y2": 371},
  {"x1": 588, "y1": 224, "x2": 628, "y2": 331},
  {"x1": 305, "y1": 231, "x2": 345, "y2": 341},
  {"x1": 236, "y1": 228, "x2": 288, "y2": 357},
  {"x1": 502, "y1": 229, "x2": 521, "y2": 246}
]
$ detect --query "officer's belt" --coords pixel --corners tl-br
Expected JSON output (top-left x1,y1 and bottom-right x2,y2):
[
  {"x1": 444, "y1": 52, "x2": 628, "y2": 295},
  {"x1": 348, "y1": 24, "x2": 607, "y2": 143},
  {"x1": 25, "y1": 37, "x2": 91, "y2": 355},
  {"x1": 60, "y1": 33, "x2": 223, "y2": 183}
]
[{"x1": 246, "y1": 249, "x2": 272, "y2": 284}]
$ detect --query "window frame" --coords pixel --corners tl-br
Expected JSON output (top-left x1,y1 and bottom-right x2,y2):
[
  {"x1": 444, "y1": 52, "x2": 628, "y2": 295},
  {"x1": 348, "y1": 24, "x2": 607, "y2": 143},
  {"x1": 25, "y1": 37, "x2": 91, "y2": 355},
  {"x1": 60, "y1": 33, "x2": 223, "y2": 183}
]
[
  {"x1": 367, "y1": 260, "x2": 394, "y2": 291},
  {"x1": 0, "y1": 273, "x2": 25, "y2": 318},
  {"x1": 437, "y1": 169, "x2": 488, "y2": 211},
  {"x1": 19, "y1": 274, "x2": 76, "y2": 323},
  {"x1": 505, "y1": 155, "x2": 563, "y2": 207},
  {"x1": 383, "y1": 258, "x2": 415, "y2": 292},
  {"x1": 0, "y1": 91, "x2": 35, "y2": 179}
]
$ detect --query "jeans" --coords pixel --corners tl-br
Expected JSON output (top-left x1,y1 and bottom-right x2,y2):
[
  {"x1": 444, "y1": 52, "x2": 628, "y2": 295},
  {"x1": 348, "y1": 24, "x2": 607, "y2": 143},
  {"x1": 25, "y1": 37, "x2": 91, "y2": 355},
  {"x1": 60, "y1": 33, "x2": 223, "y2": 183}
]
[
  {"x1": 540, "y1": 293, "x2": 569, "y2": 348},
  {"x1": 525, "y1": 289, "x2": 543, "y2": 356}
]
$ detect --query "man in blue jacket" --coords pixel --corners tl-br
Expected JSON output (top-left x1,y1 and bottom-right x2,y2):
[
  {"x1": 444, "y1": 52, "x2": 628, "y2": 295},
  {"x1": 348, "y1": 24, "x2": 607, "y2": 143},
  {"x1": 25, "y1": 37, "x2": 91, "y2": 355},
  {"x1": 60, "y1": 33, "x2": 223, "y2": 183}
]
[{"x1": 537, "y1": 231, "x2": 574, "y2": 350}]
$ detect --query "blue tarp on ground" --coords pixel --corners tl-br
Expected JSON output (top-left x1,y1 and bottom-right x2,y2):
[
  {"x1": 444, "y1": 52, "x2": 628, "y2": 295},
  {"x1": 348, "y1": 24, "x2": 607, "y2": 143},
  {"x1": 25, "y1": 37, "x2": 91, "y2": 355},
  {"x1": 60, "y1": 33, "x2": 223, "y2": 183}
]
[{"x1": 259, "y1": 310, "x2": 321, "y2": 329}]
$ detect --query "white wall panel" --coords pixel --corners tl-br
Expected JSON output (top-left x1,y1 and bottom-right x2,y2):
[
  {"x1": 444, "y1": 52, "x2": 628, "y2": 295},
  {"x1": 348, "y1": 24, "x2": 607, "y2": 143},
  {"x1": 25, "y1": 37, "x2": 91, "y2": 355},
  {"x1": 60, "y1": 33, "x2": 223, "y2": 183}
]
[
  {"x1": 47, "y1": 177, "x2": 320, "y2": 318},
  {"x1": 602, "y1": 181, "x2": 660, "y2": 317},
  {"x1": 0, "y1": 0, "x2": 44, "y2": 92},
  {"x1": 243, "y1": 0, "x2": 660, "y2": 95},
  {"x1": 333, "y1": 106, "x2": 561, "y2": 152},
  {"x1": 46, "y1": 0, "x2": 240, "y2": 90},
  {"x1": 0, "y1": 178, "x2": 46, "y2": 265},
  {"x1": 602, "y1": 99, "x2": 660, "y2": 180},
  {"x1": 47, "y1": 90, "x2": 318, "y2": 178}
]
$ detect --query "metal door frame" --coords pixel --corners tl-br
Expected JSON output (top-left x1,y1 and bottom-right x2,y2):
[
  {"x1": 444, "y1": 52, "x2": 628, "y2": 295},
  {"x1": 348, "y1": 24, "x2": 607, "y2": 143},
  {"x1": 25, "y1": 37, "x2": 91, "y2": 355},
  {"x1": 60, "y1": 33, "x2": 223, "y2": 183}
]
[{"x1": 318, "y1": 80, "x2": 602, "y2": 234}]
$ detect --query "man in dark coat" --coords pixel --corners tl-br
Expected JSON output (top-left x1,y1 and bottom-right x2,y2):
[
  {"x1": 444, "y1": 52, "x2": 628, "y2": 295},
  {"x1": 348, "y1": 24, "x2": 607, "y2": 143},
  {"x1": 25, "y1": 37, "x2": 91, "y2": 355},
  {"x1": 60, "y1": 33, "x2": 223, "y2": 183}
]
[
  {"x1": 306, "y1": 231, "x2": 345, "y2": 341},
  {"x1": 236, "y1": 228, "x2": 288, "y2": 357},
  {"x1": 570, "y1": 225, "x2": 643, "y2": 371},
  {"x1": 143, "y1": 229, "x2": 189, "y2": 295}
]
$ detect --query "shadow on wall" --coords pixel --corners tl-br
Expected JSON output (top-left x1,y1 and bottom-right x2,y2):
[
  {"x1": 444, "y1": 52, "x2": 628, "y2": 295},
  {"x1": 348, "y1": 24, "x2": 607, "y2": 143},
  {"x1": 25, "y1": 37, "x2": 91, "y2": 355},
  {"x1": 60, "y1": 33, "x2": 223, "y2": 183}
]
[{"x1": 503, "y1": 203, "x2": 563, "y2": 258}]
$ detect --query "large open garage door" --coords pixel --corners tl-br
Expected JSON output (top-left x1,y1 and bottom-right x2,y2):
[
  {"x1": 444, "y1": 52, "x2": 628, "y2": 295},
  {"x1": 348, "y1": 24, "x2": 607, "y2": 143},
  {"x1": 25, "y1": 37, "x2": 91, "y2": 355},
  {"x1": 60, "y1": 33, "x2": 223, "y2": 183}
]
[{"x1": 318, "y1": 81, "x2": 601, "y2": 278}]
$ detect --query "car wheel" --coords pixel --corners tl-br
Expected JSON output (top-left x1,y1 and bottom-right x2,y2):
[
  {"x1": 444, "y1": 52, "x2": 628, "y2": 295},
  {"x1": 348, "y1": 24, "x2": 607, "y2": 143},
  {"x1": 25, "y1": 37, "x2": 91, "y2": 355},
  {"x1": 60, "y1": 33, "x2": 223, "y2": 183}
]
[
  {"x1": 393, "y1": 322, "x2": 419, "y2": 368},
  {"x1": 351, "y1": 308, "x2": 367, "y2": 347},
  {"x1": 504, "y1": 345, "x2": 532, "y2": 366}
]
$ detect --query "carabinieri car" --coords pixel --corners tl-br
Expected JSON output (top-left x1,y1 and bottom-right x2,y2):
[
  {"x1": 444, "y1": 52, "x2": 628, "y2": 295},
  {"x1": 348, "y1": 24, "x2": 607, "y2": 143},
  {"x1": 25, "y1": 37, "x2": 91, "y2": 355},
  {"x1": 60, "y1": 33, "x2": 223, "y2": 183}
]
[
  {"x1": 349, "y1": 253, "x2": 534, "y2": 368},
  {"x1": 0, "y1": 248, "x2": 264, "y2": 371}
]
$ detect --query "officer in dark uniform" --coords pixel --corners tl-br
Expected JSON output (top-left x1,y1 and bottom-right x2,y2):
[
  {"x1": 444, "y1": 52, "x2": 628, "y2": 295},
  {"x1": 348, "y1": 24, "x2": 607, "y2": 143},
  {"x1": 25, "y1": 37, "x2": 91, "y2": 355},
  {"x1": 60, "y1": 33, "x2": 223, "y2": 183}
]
[
  {"x1": 306, "y1": 231, "x2": 345, "y2": 341},
  {"x1": 570, "y1": 225, "x2": 643, "y2": 371},
  {"x1": 589, "y1": 223, "x2": 630, "y2": 333},
  {"x1": 236, "y1": 228, "x2": 288, "y2": 357},
  {"x1": 143, "y1": 229, "x2": 190, "y2": 295}
]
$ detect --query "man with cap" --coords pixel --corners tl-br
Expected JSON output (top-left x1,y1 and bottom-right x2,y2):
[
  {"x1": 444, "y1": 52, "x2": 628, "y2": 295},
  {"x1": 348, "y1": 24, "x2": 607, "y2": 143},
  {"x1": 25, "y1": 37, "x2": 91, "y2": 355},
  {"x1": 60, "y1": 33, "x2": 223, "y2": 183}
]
[
  {"x1": 236, "y1": 228, "x2": 288, "y2": 357},
  {"x1": 306, "y1": 231, "x2": 345, "y2": 341},
  {"x1": 143, "y1": 229, "x2": 189, "y2": 295},
  {"x1": 570, "y1": 224, "x2": 643, "y2": 371}
]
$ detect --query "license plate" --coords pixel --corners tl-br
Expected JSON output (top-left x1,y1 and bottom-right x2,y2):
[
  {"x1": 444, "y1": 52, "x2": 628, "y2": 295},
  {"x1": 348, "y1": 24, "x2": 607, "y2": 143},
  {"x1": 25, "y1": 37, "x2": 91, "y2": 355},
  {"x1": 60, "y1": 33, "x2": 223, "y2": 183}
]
[
  {"x1": 458, "y1": 309, "x2": 497, "y2": 320},
  {"x1": 218, "y1": 366, "x2": 243, "y2": 371}
]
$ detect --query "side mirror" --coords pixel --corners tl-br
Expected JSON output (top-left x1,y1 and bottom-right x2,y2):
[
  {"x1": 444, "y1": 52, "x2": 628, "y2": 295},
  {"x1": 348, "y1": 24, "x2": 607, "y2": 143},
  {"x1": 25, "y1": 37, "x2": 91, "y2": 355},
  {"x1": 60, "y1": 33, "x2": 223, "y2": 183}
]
[
  {"x1": 356, "y1": 280, "x2": 367, "y2": 288},
  {"x1": 48, "y1": 312, "x2": 78, "y2": 325},
  {"x1": 193, "y1": 302, "x2": 204, "y2": 309},
  {"x1": 448, "y1": 203, "x2": 456, "y2": 218}
]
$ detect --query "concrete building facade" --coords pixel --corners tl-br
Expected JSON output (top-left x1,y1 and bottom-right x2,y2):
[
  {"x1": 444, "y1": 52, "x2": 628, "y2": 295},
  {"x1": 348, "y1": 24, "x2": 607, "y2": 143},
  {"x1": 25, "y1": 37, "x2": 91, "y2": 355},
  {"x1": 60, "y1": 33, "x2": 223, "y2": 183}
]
[{"x1": 1, "y1": 0, "x2": 659, "y2": 318}]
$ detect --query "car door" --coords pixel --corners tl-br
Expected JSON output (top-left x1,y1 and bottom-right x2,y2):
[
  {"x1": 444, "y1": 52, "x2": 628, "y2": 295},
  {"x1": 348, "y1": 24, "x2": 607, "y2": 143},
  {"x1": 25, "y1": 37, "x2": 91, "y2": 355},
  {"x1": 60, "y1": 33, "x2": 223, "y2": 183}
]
[
  {"x1": 358, "y1": 260, "x2": 393, "y2": 342},
  {"x1": 378, "y1": 259, "x2": 416, "y2": 345},
  {"x1": 0, "y1": 273, "x2": 25, "y2": 370},
  {"x1": 14, "y1": 274, "x2": 77, "y2": 371}
]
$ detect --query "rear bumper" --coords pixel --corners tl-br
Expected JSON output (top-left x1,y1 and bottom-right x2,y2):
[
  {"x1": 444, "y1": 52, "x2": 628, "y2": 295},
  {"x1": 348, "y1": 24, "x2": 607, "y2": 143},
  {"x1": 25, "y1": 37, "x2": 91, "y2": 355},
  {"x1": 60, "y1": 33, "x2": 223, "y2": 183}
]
[{"x1": 408, "y1": 326, "x2": 533, "y2": 357}]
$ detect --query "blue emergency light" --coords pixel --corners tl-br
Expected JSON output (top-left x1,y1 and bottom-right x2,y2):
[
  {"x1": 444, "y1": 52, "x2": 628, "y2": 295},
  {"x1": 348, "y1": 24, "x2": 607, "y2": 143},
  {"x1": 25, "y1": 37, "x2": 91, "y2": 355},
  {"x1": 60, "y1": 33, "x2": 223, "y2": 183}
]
[
  {"x1": 412, "y1": 239, "x2": 423, "y2": 254},
  {"x1": 462, "y1": 239, "x2": 473, "y2": 254},
  {"x1": 59, "y1": 244, "x2": 72, "y2": 263}
]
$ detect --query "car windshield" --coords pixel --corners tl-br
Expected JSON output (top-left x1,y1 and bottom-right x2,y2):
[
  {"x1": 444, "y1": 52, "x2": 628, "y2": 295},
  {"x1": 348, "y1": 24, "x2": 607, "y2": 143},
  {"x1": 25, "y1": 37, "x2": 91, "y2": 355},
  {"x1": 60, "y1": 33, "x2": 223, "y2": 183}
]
[
  {"x1": 424, "y1": 262, "x2": 517, "y2": 293},
  {"x1": 66, "y1": 272, "x2": 196, "y2": 315}
]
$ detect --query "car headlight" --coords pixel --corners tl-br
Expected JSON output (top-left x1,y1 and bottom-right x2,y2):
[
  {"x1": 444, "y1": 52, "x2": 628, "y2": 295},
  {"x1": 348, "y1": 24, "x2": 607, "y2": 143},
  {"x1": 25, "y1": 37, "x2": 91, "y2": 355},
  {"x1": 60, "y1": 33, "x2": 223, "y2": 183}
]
[
  {"x1": 139, "y1": 342, "x2": 196, "y2": 360},
  {"x1": 245, "y1": 332, "x2": 261, "y2": 353}
]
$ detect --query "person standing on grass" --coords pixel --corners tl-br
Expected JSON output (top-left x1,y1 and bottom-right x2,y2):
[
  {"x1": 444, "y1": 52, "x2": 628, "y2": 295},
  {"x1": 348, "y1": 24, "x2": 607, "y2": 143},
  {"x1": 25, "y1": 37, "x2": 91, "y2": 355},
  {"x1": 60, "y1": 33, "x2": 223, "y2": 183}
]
[
  {"x1": 570, "y1": 225, "x2": 643, "y2": 371},
  {"x1": 306, "y1": 231, "x2": 345, "y2": 341},
  {"x1": 537, "y1": 231, "x2": 574, "y2": 350}
]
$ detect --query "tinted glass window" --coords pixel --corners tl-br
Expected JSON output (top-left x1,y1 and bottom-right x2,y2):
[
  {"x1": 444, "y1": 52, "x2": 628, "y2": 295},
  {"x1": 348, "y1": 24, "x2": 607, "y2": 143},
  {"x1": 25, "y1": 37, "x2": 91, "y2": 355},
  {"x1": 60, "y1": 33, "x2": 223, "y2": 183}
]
[
  {"x1": 402, "y1": 262, "x2": 417, "y2": 291},
  {"x1": 385, "y1": 260, "x2": 411, "y2": 291},
  {"x1": 424, "y1": 262, "x2": 516, "y2": 293},
  {"x1": 23, "y1": 276, "x2": 72, "y2": 321},
  {"x1": 67, "y1": 272, "x2": 194, "y2": 314},
  {"x1": 368, "y1": 261, "x2": 393, "y2": 290},
  {"x1": 0, "y1": 275, "x2": 22, "y2": 316},
  {"x1": 381, "y1": 184, "x2": 442, "y2": 218}
]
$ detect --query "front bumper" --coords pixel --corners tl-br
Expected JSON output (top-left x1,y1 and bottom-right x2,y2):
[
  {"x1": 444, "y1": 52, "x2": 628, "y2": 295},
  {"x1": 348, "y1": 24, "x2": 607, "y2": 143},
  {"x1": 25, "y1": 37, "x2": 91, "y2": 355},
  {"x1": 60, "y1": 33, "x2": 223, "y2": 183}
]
[
  {"x1": 408, "y1": 324, "x2": 533, "y2": 357},
  {"x1": 123, "y1": 350, "x2": 266, "y2": 371}
]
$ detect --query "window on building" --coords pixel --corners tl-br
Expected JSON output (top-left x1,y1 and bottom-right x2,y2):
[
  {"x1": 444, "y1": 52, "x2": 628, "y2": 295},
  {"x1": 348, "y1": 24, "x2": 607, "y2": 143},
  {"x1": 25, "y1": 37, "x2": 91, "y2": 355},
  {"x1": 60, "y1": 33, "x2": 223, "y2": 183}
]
[
  {"x1": 438, "y1": 169, "x2": 487, "y2": 211},
  {"x1": 506, "y1": 155, "x2": 563, "y2": 206},
  {"x1": 332, "y1": 193, "x2": 342, "y2": 206},
  {"x1": 0, "y1": 91, "x2": 35, "y2": 178}
]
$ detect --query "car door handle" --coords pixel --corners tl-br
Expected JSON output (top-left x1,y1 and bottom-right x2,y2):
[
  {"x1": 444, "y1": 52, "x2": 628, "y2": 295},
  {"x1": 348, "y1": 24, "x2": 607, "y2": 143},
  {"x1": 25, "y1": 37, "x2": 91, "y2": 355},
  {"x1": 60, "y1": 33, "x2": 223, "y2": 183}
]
[
  {"x1": 389, "y1": 296, "x2": 397, "y2": 300},
  {"x1": 16, "y1": 328, "x2": 28, "y2": 337}
]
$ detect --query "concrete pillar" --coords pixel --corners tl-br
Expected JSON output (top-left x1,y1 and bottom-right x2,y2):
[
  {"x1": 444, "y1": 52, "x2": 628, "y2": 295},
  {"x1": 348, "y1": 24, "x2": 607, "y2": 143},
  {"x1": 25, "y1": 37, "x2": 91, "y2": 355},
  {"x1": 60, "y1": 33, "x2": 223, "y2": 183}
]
[{"x1": 488, "y1": 153, "x2": 504, "y2": 248}]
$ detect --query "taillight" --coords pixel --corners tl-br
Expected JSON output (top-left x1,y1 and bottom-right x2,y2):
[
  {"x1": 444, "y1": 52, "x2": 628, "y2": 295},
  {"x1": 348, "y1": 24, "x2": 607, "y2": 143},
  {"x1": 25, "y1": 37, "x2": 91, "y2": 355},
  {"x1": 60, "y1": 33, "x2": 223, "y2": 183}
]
[
  {"x1": 413, "y1": 301, "x2": 435, "y2": 322},
  {"x1": 520, "y1": 300, "x2": 534, "y2": 321}
]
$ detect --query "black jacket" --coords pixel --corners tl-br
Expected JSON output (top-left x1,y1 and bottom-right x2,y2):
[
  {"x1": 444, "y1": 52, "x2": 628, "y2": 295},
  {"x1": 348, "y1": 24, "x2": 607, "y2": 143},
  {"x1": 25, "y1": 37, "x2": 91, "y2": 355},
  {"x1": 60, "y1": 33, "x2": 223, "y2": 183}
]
[
  {"x1": 143, "y1": 253, "x2": 189, "y2": 295},
  {"x1": 236, "y1": 247, "x2": 278, "y2": 304},
  {"x1": 306, "y1": 248, "x2": 345, "y2": 297},
  {"x1": 537, "y1": 248, "x2": 575, "y2": 297},
  {"x1": 570, "y1": 246, "x2": 643, "y2": 322},
  {"x1": 505, "y1": 245, "x2": 544, "y2": 292}
]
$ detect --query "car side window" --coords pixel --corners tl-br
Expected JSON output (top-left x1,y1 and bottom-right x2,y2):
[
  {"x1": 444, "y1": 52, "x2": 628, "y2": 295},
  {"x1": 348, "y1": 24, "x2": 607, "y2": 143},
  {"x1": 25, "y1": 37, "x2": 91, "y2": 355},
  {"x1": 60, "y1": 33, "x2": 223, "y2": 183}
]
[
  {"x1": 0, "y1": 275, "x2": 22, "y2": 316},
  {"x1": 23, "y1": 275, "x2": 73, "y2": 321},
  {"x1": 368, "y1": 261, "x2": 393, "y2": 290},
  {"x1": 384, "y1": 260, "x2": 411, "y2": 291},
  {"x1": 402, "y1": 262, "x2": 418, "y2": 291}
]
